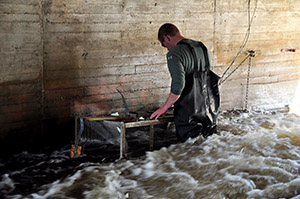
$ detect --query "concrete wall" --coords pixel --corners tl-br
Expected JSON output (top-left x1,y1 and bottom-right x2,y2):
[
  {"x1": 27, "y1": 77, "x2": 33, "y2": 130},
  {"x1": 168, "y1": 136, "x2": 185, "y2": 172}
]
[
  {"x1": 0, "y1": 0, "x2": 43, "y2": 149},
  {"x1": 1, "y1": 0, "x2": 300, "y2": 152},
  {"x1": 215, "y1": 0, "x2": 300, "y2": 110}
]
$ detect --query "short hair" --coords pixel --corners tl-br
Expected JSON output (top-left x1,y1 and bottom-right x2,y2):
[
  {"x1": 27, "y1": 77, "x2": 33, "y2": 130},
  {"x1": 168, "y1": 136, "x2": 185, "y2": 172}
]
[{"x1": 158, "y1": 23, "x2": 180, "y2": 42}]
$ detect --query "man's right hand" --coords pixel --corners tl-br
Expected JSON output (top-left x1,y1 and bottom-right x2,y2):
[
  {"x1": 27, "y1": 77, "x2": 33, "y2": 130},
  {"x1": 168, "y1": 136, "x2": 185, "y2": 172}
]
[
  {"x1": 150, "y1": 92, "x2": 180, "y2": 120},
  {"x1": 150, "y1": 106, "x2": 168, "y2": 120}
]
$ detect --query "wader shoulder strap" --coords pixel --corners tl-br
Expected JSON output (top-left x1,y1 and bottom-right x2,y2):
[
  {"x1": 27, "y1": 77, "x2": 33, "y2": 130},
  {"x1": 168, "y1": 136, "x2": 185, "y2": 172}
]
[
  {"x1": 197, "y1": 42, "x2": 210, "y2": 71},
  {"x1": 179, "y1": 41, "x2": 210, "y2": 72}
]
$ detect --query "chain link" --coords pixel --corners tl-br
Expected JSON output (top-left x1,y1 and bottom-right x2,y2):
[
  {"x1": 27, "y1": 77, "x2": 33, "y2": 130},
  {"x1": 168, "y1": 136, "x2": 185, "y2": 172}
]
[{"x1": 244, "y1": 56, "x2": 252, "y2": 110}]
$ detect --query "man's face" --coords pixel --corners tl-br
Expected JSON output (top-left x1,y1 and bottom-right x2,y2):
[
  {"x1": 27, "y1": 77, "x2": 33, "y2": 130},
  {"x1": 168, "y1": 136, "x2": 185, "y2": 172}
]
[
  {"x1": 160, "y1": 35, "x2": 173, "y2": 51},
  {"x1": 160, "y1": 37, "x2": 167, "y2": 49}
]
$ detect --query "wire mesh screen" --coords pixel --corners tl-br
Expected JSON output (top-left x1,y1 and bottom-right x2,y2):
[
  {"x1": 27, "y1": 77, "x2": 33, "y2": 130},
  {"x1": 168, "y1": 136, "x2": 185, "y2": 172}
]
[
  {"x1": 71, "y1": 119, "x2": 127, "y2": 160},
  {"x1": 82, "y1": 120, "x2": 122, "y2": 145},
  {"x1": 74, "y1": 119, "x2": 126, "y2": 155}
]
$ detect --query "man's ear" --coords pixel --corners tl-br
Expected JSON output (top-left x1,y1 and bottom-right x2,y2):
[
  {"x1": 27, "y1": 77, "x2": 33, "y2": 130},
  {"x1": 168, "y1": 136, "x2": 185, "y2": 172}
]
[{"x1": 164, "y1": 35, "x2": 171, "y2": 42}]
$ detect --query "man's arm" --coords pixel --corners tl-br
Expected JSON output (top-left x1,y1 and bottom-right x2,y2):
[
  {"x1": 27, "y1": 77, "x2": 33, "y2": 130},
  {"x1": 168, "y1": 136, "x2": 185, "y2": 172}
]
[{"x1": 150, "y1": 92, "x2": 180, "y2": 120}]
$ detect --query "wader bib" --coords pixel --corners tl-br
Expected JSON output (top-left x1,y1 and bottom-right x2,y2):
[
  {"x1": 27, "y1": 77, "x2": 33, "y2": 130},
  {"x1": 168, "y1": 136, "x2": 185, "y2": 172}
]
[{"x1": 174, "y1": 41, "x2": 220, "y2": 142}]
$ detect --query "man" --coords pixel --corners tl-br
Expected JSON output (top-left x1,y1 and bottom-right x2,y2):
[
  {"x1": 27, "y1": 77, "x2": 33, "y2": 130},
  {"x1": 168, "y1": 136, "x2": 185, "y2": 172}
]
[{"x1": 150, "y1": 23, "x2": 218, "y2": 142}]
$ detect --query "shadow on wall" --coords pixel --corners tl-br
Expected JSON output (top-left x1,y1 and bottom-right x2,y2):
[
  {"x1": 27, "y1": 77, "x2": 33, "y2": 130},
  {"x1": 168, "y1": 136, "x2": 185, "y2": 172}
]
[
  {"x1": 0, "y1": 2, "x2": 45, "y2": 156},
  {"x1": 42, "y1": 1, "x2": 125, "y2": 151},
  {"x1": 42, "y1": 0, "x2": 92, "y2": 150},
  {"x1": 1, "y1": 1, "x2": 163, "y2": 156}
]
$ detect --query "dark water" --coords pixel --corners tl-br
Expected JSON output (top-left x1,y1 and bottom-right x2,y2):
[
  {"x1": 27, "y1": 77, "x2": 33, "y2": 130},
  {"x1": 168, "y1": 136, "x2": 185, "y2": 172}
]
[
  {"x1": 1, "y1": 110, "x2": 300, "y2": 199},
  {"x1": 0, "y1": 121, "x2": 178, "y2": 199}
]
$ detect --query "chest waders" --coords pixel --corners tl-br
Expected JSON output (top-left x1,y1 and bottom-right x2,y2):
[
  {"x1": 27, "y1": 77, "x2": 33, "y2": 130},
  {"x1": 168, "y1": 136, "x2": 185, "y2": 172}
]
[{"x1": 174, "y1": 41, "x2": 220, "y2": 142}]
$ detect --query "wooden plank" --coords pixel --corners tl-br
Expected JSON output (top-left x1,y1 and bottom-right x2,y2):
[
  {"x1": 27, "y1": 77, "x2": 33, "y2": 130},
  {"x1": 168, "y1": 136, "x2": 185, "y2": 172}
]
[
  {"x1": 125, "y1": 116, "x2": 173, "y2": 128},
  {"x1": 84, "y1": 116, "x2": 134, "y2": 122}
]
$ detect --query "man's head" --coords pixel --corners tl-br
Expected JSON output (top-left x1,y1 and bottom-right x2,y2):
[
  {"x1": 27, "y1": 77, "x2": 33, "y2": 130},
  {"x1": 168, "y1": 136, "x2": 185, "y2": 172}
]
[{"x1": 158, "y1": 23, "x2": 184, "y2": 50}]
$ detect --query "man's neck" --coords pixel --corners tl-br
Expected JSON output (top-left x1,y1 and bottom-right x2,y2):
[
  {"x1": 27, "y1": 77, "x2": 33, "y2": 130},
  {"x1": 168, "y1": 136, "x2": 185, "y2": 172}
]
[
  {"x1": 167, "y1": 34, "x2": 185, "y2": 50},
  {"x1": 174, "y1": 35, "x2": 185, "y2": 45}
]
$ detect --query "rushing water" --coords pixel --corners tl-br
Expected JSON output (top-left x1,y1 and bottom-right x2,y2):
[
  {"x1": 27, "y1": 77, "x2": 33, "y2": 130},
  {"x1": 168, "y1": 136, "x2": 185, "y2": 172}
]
[{"x1": 1, "y1": 110, "x2": 300, "y2": 199}]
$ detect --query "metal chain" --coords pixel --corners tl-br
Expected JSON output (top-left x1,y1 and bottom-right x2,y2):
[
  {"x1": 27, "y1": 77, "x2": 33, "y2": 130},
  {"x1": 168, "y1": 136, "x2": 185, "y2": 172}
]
[
  {"x1": 219, "y1": 51, "x2": 255, "y2": 110},
  {"x1": 244, "y1": 56, "x2": 252, "y2": 110}
]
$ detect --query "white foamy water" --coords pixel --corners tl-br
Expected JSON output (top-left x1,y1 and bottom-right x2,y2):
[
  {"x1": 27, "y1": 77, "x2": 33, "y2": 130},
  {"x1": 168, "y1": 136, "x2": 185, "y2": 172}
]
[
  {"x1": 290, "y1": 78, "x2": 300, "y2": 115},
  {"x1": 3, "y1": 111, "x2": 300, "y2": 199}
]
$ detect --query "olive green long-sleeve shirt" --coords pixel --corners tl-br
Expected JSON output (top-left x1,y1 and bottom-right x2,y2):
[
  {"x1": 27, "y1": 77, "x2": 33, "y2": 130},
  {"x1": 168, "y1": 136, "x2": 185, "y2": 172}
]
[{"x1": 166, "y1": 39, "x2": 212, "y2": 95}]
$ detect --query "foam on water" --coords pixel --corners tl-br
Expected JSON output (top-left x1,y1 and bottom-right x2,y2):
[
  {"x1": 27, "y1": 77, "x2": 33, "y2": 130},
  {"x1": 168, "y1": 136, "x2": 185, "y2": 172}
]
[{"x1": 2, "y1": 111, "x2": 300, "y2": 199}]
